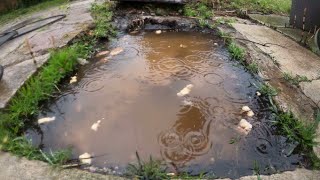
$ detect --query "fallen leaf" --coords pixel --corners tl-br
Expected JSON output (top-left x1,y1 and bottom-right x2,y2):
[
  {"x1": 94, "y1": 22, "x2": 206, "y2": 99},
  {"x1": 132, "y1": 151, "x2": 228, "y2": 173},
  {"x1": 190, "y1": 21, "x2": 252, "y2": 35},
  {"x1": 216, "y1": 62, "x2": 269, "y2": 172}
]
[
  {"x1": 96, "y1": 50, "x2": 110, "y2": 57},
  {"x1": 38, "y1": 117, "x2": 56, "y2": 124},
  {"x1": 110, "y1": 47, "x2": 124, "y2": 56}
]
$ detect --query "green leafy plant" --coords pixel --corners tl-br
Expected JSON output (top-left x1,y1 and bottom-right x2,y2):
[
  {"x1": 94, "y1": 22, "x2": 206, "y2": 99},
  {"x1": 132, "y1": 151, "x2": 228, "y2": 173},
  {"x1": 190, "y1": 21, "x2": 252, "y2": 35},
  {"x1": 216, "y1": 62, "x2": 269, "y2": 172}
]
[
  {"x1": 282, "y1": 72, "x2": 310, "y2": 86},
  {"x1": 259, "y1": 84, "x2": 278, "y2": 97},
  {"x1": 228, "y1": 42, "x2": 245, "y2": 61},
  {"x1": 247, "y1": 62, "x2": 259, "y2": 74}
]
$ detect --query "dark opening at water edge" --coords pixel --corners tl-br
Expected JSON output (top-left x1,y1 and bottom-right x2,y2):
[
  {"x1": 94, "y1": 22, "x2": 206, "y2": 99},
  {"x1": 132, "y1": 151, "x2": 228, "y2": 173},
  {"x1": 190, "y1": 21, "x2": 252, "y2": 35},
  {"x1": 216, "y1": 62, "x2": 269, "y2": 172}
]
[{"x1": 27, "y1": 31, "x2": 304, "y2": 179}]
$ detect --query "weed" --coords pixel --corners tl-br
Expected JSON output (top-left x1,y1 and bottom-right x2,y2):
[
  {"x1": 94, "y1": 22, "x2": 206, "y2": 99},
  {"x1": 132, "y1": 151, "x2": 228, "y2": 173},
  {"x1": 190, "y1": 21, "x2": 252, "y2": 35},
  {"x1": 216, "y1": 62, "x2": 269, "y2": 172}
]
[
  {"x1": 247, "y1": 62, "x2": 259, "y2": 74},
  {"x1": 259, "y1": 84, "x2": 278, "y2": 97},
  {"x1": 282, "y1": 72, "x2": 311, "y2": 86},
  {"x1": 126, "y1": 152, "x2": 168, "y2": 180},
  {"x1": 184, "y1": 1, "x2": 213, "y2": 28},
  {"x1": 228, "y1": 42, "x2": 245, "y2": 61},
  {"x1": 274, "y1": 111, "x2": 319, "y2": 151},
  {"x1": 216, "y1": 17, "x2": 236, "y2": 26},
  {"x1": 253, "y1": 160, "x2": 262, "y2": 180},
  {"x1": 90, "y1": 2, "x2": 116, "y2": 39}
]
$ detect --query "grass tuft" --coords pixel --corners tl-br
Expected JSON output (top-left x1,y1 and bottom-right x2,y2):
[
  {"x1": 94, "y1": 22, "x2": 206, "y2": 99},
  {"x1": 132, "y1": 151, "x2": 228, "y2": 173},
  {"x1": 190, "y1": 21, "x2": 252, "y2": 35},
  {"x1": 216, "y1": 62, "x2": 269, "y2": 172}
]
[
  {"x1": 228, "y1": 42, "x2": 245, "y2": 61},
  {"x1": 184, "y1": 1, "x2": 213, "y2": 28},
  {"x1": 247, "y1": 62, "x2": 259, "y2": 74},
  {"x1": 282, "y1": 72, "x2": 311, "y2": 86},
  {"x1": 259, "y1": 84, "x2": 278, "y2": 97}
]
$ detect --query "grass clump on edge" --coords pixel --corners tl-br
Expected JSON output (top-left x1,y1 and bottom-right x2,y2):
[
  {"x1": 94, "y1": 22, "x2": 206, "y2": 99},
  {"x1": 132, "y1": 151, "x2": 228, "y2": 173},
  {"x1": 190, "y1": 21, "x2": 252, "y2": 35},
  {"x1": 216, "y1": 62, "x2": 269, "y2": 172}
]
[
  {"x1": 183, "y1": 1, "x2": 213, "y2": 28},
  {"x1": 0, "y1": 0, "x2": 69, "y2": 26},
  {"x1": 228, "y1": 42, "x2": 245, "y2": 61},
  {"x1": 282, "y1": 72, "x2": 311, "y2": 86},
  {"x1": 220, "y1": 0, "x2": 291, "y2": 14},
  {"x1": 0, "y1": 1, "x2": 115, "y2": 166}
]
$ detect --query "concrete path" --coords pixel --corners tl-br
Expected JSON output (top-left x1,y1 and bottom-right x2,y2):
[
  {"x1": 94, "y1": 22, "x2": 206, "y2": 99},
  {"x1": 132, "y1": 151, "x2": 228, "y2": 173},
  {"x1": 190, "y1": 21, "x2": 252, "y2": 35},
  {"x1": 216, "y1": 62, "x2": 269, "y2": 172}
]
[{"x1": 0, "y1": 0, "x2": 95, "y2": 108}]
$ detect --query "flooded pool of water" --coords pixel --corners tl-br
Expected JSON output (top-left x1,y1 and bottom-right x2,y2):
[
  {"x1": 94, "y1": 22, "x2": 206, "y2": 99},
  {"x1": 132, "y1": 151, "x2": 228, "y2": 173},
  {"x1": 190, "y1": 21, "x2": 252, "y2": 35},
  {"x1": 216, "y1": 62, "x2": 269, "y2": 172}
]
[{"x1": 29, "y1": 31, "x2": 301, "y2": 178}]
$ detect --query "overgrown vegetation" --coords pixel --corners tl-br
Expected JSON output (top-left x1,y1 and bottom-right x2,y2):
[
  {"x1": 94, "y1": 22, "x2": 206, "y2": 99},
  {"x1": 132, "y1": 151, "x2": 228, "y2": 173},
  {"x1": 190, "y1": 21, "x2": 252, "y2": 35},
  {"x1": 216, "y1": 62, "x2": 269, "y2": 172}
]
[
  {"x1": 282, "y1": 72, "x2": 311, "y2": 86},
  {"x1": 228, "y1": 42, "x2": 245, "y2": 61},
  {"x1": 220, "y1": 0, "x2": 291, "y2": 14},
  {"x1": 0, "y1": 1, "x2": 115, "y2": 166},
  {"x1": 259, "y1": 84, "x2": 278, "y2": 97},
  {"x1": 183, "y1": 1, "x2": 213, "y2": 28},
  {"x1": 0, "y1": 0, "x2": 68, "y2": 26}
]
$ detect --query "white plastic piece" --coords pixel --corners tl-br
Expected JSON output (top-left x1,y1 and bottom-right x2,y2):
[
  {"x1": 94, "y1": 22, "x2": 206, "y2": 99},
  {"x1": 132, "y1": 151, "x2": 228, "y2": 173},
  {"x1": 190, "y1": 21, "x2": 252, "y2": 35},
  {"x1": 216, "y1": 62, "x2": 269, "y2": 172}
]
[
  {"x1": 177, "y1": 84, "x2": 194, "y2": 97},
  {"x1": 79, "y1": 152, "x2": 92, "y2": 164},
  {"x1": 91, "y1": 120, "x2": 101, "y2": 131},
  {"x1": 70, "y1": 76, "x2": 77, "y2": 84},
  {"x1": 38, "y1": 117, "x2": 55, "y2": 124}
]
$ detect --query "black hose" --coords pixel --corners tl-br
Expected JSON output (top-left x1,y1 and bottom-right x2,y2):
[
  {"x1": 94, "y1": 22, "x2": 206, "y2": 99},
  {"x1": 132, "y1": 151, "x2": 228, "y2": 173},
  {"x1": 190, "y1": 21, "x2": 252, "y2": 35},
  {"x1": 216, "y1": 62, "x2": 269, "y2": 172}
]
[{"x1": 0, "y1": 14, "x2": 66, "y2": 47}]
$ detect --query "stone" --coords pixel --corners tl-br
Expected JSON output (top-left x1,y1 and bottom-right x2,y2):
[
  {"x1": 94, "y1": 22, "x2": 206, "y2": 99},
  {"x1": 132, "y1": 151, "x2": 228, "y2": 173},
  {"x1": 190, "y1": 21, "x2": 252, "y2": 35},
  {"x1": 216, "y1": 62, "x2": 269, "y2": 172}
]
[
  {"x1": 96, "y1": 50, "x2": 110, "y2": 57},
  {"x1": 110, "y1": 47, "x2": 124, "y2": 56},
  {"x1": 239, "y1": 119, "x2": 252, "y2": 132},
  {"x1": 155, "y1": 30, "x2": 162, "y2": 34},
  {"x1": 77, "y1": 58, "x2": 89, "y2": 65},
  {"x1": 247, "y1": 110, "x2": 254, "y2": 117},
  {"x1": 91, "y1": 120, "x2": 101, "y2": 132},
  {"x1": 79, "y1": 152, "x2": 92, "y2": 165},
  {"x1": 69, "y1": 76, "x2": 77, "y2": 84}
]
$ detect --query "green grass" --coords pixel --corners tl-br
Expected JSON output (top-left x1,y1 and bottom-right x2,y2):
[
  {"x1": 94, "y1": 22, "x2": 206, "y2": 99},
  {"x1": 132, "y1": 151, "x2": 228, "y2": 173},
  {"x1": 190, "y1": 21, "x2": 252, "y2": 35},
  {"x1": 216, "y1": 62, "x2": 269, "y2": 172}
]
[
  {"x1": 0, "y1": 0, "x2": 69, "y2": 26},
  {"x1": 184, "y1": 1, "x2": 213, "y2": 28},
  {"x1": 0, "y1": 1, "x2": 115, "y2": 166},
  {"x1": 247, "y1": 62, "x2": 259, "y2": 74},
  {"x1": 259, "y1": 84, "x2": 278, "y2": 97},
  {"x1": 228, "y1": 42, "x2": 245, "y2": 61},
  {"x1": 220, "y1": 0, "x2": 291, "y2": 14},
  {"x1": 90, "y1": 2, "x2": 116, "y2": 39},
  {"x1": 282, "y1": 72, "x2": 311, "y2": 86}
]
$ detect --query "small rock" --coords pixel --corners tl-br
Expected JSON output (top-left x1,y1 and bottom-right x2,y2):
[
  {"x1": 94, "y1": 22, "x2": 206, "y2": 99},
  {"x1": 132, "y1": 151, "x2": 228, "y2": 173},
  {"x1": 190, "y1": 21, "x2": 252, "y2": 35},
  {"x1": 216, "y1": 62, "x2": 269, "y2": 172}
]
[
  {"x1": 79, "y1": 152, "x2": 92, "y2": 164},
  {"x1": 155, "y1": 30, "x2": 162, "y2": 34},
  {"x1": 239, "y1": 119, "x2": 252, "y2": 132},
  {"x1": 129, "y1": 30, "x2": 139, "y2": 35},
  {"x1": 38, "y1": 117, "x2": 55, "y2": 124},
  {"x1": 96, "y1": 50, "x2": 110, "y2": 57},
  {"x1": 247, "y1": 110, "x2": 254, "y2": 117},
  {"x1": 256, "y1": 91, "x2": 261, "y2": 96},
  {"x1": 177, "y1": 84, "x2": 194, "y2": 97},
  {"x1": 213, "y1": 43, "x2": 218, "y2": 46},
  {"x1": 91, "y1": 120, "x2": 101, "y2": 131},
  {"x1": 179, "y1": 44, "x2": 187, "y2": 48},
  {"x1": 110, "y1": 47, "x2": 124, "y2": 56},
  {"x1": 77, "y1": 58, "x2": 89, "y2": 65},
  {"x1": 70, "y1": 76, "x2": 77, "y2": 84}
]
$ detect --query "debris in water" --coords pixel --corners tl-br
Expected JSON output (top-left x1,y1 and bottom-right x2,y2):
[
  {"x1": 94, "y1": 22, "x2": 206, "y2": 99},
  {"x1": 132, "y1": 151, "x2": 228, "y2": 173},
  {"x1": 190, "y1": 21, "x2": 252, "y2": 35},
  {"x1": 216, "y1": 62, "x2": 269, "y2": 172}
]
[
  {"x1": 110, "y1": 47, "x2": 124, "y2": 56},
  {"x1": 182, "y1": 99, "x2": 193, "y2": 106},
  {"x1": 177, "y1": 84, "x2": 194, "y2": 97},
  {"x1": 167, "y1": 173, "x2": 175, "y2": 176},
  {"x1": 247, "y1": 110, "x2": 255, "y2": 117},
  {"x1": 213, "y1": 43, "x2": 218, "y2": 46},
  {"x1": 180, "y1": 44, "x2": 187, "y2": 48},
  {"x1": 241, "y1": 106, "x2": 251, "y2": 112},
  {"x1": 239, "y1": 119, "x2": 252, "y2": 132},
  {"x1": 79, "y1": 152, "x2": 92, "y2": 164},
  {"x1": 38, "y1": 117, "x2": 55, "y2": 124},
  {"x1": 155, "y1": 30, "x2": 162, "y2": 34},
  {"x1": 70, "y1": 76, "x2": 77, "y2": 84},
  {"x1": 256, "y1": 91, "x2": 261, "y2": 96},
  {"x1": 96, "y1": 50, "x2": 110, "y2": 57},
  {"x1": 77, "y1": 58, "x2": 89, "y2": 65},
  {"x1": 91, "y1": 120, "x2": 101, "y2": 131}
]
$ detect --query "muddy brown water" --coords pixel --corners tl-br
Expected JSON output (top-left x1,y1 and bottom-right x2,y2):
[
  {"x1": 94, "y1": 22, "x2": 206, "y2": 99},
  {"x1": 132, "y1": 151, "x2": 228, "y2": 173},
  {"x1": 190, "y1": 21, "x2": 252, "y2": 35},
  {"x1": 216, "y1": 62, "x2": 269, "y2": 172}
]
[{"x1": 29, "y1": 31, "x2": 301, "y2": 178}]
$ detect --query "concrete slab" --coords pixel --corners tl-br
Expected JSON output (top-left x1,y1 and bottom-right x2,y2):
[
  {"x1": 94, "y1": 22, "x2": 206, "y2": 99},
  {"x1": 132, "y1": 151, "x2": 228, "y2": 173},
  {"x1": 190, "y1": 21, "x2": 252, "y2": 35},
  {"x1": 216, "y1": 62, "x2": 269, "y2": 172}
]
[
  {"x1": 0, "y1": 0, "x2": 95, "y2": 109},
  {"x1": 0, "y1": 152, "x2": 127, "y2": 180}
]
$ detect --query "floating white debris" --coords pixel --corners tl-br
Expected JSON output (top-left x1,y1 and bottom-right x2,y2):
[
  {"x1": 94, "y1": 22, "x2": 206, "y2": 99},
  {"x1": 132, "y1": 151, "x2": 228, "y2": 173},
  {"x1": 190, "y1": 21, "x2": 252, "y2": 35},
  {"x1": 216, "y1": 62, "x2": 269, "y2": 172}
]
[
  {"x1": 256, "y1": 91, "x2": 261, "y2": 96},
  {"x1": 155, "y1": 30, "x2": 162, "y2": 34},
  {"x1": 213, "y1": 43, "x2": 218, "y2": 46},
  {"x1": 70, "y1": 76, "x2": 77, "y2": 84},
  {"x1": 167, "y1": 173, "x2": 175, "y2": 176},
  {"x1": 79, "y1": 152, "x2": 92, "y2": 164},
  {"x1": 179, "y1": 44, "x2": 187, "y2": 48},
  {"x1": 247, "y1": 110, "x2": 255, "y2": 117},
  {"x1": 241, "y1": 106, "x2": 251, "y2": 112},
  {"x1": 110, "y1": 47, "x2": 124, "y2": 56},
  {"x1": 91, "y1": 120, "x2": 101, "y2": 131},
  {"x1": 77, "y1": 58, "x2": 89, "y2": 65},
  {"x1": 182, "y1": 99, "x2": 193, "y2": 106},
  {"x1": 96, "y1": 50, "x2": 110, "y2": 57},
  {"x1": 177, "y1": 84, "x2": 194, "y2": 97},
  {"x1": 239, "y1": 119, "x2": 252, "y2": 132},
  {"x1": 38, "y1": 117, "x2": 55, "y2": 124}
]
